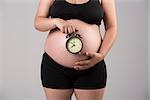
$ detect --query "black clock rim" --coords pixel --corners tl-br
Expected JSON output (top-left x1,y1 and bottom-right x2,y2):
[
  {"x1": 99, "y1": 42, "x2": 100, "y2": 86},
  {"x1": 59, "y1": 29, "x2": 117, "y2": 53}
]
[{"x1": 66, "y1": 36, "x2": 83, "y2": 54}]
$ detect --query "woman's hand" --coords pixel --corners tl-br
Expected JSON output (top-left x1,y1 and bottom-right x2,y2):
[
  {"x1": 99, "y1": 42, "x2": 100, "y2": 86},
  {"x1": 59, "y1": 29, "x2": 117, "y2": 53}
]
[
  {"x1": 73, "y1": 51, "x2": 104, "y2": 70},
  {"x1": 54, "y1": 18, "x2": 77, "y2": 34}
]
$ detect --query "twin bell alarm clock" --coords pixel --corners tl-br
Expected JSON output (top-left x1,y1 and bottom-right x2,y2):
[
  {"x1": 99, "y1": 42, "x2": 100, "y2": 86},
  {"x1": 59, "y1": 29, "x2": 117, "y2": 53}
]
[{"x1": 66, "y1": 32, "x2": 83, "y2": 54}]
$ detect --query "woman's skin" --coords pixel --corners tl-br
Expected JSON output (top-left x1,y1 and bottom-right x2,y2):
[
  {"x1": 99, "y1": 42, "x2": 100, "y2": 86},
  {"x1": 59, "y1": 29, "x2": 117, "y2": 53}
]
[
  {"x1": 34, "y1": 0, "x2": 117, "y2": 100},
  {"x1": 44, "y1": 19, "x2": 102, "y2": 69}
]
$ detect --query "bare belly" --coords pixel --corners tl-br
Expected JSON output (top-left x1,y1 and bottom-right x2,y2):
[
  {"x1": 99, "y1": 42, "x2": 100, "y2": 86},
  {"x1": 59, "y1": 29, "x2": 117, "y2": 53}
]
[{"x1": 44, "y1": 19, "x2": 102, "y2": 68}]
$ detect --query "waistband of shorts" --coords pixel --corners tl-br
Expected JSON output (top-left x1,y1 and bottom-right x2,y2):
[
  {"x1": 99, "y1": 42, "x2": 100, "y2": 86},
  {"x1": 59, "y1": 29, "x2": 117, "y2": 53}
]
[{"x1": 42, "y1": 51, "x2": 104, "y2": 72}]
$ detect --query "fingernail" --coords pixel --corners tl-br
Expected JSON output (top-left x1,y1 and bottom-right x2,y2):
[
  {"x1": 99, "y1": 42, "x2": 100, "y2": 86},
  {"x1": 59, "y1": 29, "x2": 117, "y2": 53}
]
[{"x1": 86, "y1": 52, "x2": 88, "y2": 55}]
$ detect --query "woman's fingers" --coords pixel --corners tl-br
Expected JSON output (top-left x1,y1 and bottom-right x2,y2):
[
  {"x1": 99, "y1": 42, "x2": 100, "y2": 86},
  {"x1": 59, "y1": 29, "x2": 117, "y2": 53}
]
[
  {"x1": 79, "y1": 52, "x2": 95, "y2": 57},
  {"x1": 64, "y1": 26, "x2": 68, "y2": 33},
  {"x1": 68, "y1": 26, "x2": 73, "y2": 33},
  {"x1": 56, "y1": 19, "x2": 78, "y2": 33},
  {"x1": 74, "y1": 60, "x2": 90, "y2": 66},
  {"x1": 62, "y1": 24, "x2": 77, "y2": 34},
  {"x1": 74, "y1": 65, "x2": 91, "y2": 70},
  {"x1": 67, "y1": 25, "x2": 76, "y2": 34},
  {"x1": 72, "y1": 26, "x2": 76, "y2": 33}
]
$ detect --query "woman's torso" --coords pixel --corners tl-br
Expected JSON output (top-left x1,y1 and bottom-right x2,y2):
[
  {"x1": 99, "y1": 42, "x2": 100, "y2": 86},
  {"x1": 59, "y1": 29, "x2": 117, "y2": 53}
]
[{"x1": 44, "y1": 0, "x2": 104, "y2": 68}]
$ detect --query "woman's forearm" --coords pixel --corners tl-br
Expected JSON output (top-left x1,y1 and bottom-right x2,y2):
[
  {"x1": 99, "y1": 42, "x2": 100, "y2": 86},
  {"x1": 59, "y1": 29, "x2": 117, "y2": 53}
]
[
  {"x1": 34, "y1": 16, "x2": 57, "y2": 32},
  {"x1": 99, "y1": 27, "x2": 117, "y2": 58}
]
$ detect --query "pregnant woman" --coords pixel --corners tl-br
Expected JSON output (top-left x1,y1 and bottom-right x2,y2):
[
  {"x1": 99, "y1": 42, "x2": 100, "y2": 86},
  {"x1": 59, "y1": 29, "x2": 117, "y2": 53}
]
[{"x1": 34, "y1": 0, "x2": 117, "y2": 100}]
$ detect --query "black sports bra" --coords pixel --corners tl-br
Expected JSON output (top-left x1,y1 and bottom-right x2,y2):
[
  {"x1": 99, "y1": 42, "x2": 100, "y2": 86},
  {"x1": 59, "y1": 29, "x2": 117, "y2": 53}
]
[{"x1": 48, "y1": 0, "x2": 104, "y2": 25}]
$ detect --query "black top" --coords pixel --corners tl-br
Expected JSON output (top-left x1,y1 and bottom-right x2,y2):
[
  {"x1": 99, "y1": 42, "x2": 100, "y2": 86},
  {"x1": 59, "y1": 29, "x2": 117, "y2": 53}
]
[{"x1": 48, "y1": 0, "x2": 104, "y2": 25}]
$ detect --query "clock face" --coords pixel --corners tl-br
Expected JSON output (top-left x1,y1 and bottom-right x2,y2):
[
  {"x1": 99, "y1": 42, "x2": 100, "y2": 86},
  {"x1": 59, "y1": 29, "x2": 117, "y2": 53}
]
[{"x1": 66, "y1": 37, "x2": 83, "y2": 54}]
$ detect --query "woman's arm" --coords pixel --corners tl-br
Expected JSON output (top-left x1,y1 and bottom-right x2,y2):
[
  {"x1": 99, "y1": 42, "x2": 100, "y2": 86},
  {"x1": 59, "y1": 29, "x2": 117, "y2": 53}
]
[
  {"x1": 34, "y1": 0, "x2": 57, "y2": 32},
  {"x1": 98, "y1": 0, "x2": 118, "y2": 57}
]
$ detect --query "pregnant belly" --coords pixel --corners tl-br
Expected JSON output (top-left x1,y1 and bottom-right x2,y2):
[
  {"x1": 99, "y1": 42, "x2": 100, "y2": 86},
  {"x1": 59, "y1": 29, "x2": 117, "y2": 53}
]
[{"x1": 44, "y1": 19, "x2": 102, "y2": 68}]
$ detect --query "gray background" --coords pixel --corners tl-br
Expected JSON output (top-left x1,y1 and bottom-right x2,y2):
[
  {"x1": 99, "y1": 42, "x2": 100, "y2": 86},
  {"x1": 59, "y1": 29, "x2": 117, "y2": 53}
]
[{"x1": 0, "y1": 0, "x2": 149, "y2": 100}]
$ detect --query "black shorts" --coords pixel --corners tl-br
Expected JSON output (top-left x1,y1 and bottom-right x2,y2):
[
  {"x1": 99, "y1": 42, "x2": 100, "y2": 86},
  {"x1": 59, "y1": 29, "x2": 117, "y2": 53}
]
[{"x1": 40, "y1": 52, "x2": 107, "y2": 89}]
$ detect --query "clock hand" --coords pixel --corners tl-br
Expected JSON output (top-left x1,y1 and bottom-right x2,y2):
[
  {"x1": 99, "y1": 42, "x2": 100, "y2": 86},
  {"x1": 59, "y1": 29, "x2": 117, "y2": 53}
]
[{"x1": 71, "y1": 44, "x2": 76, "y2": 48}]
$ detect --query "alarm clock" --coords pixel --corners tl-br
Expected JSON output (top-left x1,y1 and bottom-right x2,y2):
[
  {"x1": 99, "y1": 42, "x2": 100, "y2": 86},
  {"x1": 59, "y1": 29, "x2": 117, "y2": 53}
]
[{"x1": 66, "y1": 33, "x2": 83, "y2": 54}]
